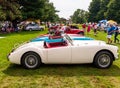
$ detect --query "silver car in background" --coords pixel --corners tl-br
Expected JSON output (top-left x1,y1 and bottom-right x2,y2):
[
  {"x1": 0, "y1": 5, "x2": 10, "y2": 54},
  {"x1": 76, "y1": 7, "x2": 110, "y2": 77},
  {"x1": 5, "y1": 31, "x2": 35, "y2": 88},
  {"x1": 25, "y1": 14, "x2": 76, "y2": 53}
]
[{"x1": 24, "y1": 23, "x2": 44, "y2": 31}]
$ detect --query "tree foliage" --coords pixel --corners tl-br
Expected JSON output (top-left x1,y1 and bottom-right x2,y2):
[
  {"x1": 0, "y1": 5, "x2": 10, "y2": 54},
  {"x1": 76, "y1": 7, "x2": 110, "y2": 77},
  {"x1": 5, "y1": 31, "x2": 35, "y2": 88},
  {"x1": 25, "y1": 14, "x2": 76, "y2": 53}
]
[
  {"x1": 0, "y1": 0, "x2": 59, "y2": 22},
  {"x1": 42, "y1": 2, "x2": 59, "y2": 22},
  {"x1": 19, "y1": 0, "x2": 59, "y2": 22},
  {"x1": 88, "y1": 0, "x2": 101, "y2": 22},
  {"x1": 88, "y1": 0, "x2": 120, "y2": 23},
  {"x1": 71, "y1": 9, "x2": 88, "y2": 24},
  {"x1": 0, "y1": 0, "x2": 21, "y2": 21},
  {"x1": 105, "y1": 0, "x2": 120, "y2": 23},
  {"x1": 1, "y1": 0, "x2": 120, "y2": 23},
  {"x1": 96, "y1": 0, "x2": 110, "y2": 21}
]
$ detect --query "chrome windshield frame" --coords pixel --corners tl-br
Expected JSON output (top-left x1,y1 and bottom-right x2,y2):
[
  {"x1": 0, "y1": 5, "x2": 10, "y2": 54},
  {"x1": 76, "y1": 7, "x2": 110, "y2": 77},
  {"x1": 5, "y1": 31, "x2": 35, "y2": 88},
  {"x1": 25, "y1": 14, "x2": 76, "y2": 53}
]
[{"x1": 63, "y1": 34, "x2": 73, "y2": 45}]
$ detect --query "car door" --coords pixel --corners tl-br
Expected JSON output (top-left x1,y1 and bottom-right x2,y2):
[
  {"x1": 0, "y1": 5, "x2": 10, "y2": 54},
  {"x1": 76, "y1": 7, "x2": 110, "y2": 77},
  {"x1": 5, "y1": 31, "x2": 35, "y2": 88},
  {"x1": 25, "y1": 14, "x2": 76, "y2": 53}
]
[
  {"x1": 32, "y1": 24, "x2": 37, "y2": 30},
  {"x1": 47, "y1": 46, "x2": 71, "y2": 63},
  {"x1": 71, "y1": 45, "x2": 92, "y2": 63},
  {"x1": 34, "y1": 24, "x2": 39, "y2": 30}
]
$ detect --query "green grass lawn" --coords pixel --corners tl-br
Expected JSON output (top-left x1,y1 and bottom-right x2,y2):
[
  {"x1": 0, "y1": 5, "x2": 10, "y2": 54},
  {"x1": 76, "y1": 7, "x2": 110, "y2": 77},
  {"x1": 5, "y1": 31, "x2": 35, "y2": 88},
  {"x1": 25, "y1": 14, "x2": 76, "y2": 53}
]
[{"x1": 0, "y1": 30, "x2": 120, "y2": 88}]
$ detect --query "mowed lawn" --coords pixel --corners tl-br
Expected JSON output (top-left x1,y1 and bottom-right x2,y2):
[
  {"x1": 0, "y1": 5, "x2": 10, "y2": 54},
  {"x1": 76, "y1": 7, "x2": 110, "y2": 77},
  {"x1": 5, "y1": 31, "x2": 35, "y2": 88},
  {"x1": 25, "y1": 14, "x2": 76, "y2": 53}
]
[{"x1": 0, "y1": 29, "x2": 120, "y2": 88}]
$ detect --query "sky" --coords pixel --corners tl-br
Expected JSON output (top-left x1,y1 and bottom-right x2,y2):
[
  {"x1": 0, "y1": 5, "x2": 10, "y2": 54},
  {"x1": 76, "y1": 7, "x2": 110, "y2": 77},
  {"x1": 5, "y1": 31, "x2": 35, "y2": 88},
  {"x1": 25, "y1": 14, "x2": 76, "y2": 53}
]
[{"x1": 49, "y1": 0, "x2": 92, "y2": 19}]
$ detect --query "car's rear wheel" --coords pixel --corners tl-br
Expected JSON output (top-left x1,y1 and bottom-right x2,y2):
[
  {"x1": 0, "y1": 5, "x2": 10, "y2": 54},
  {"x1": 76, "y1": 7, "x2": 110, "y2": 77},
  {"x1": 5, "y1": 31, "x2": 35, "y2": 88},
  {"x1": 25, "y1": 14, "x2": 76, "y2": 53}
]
[
  {"x1": 41, "y1": 28, "x2": 44, "y2": 31},
  {"x1": 21, "y1": 52, "x2": 41, "y2": 69},
  {"x1": 94, "y1": 51, "x2": 113, "y2": 68}
]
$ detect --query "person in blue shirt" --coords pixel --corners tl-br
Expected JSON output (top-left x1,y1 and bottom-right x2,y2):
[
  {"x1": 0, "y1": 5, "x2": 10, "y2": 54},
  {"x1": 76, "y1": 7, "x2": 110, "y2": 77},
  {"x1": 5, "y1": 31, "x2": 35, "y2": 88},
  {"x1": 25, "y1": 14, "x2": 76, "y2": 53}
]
[{"x1": 107, "y1": 24, "x2": 115, "y2": 44}]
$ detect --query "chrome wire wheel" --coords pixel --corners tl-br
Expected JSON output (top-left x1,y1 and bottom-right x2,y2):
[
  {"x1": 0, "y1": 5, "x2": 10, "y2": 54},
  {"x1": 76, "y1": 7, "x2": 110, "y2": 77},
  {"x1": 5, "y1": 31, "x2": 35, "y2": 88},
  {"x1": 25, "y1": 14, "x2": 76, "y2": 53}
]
[
  {"x1": 22, "y1": 52, "x2": 41, "y2": 69},
  {"x1": 98, "y1": 54, "x2": 111, "y2": 68},
  {"x1": 24, "y1": 55, "x2": 38, "y2": 68},
  {"x1": 94, "y1": 51, "x2": 113, "y2": 68}
]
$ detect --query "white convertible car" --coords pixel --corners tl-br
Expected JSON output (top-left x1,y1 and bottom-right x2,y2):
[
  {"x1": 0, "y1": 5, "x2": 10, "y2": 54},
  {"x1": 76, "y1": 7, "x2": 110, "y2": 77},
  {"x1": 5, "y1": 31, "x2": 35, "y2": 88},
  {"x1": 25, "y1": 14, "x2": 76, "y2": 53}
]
[{"x1": 8, "y1": 34, "x2": 119, "y2": 69}]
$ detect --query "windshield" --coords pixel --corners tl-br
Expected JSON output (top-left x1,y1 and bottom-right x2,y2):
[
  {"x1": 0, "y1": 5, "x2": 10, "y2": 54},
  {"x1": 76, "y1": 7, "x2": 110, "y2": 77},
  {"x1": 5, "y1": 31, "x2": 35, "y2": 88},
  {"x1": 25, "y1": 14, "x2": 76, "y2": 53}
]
[{"x1": 64, "y1": 34, "x2": 73, "y2": 45}]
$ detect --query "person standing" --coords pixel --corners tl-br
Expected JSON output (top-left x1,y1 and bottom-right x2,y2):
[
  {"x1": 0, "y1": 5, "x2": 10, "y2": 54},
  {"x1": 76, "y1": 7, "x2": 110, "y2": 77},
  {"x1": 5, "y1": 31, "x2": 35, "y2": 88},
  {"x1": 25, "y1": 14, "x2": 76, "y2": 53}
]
[
  {"x1": 93, "y1": 23, "x2": 98, "y2": 36},
  {"x1": 82, "y1": 23, "x2": 86, "y2": 34},
  {"x1": 107, "y1": 24, "x2": 115, "y2": 44},
  {"x1": 87, "y1": 23, "x2": 91, "y2": 34},
  {"x1": 114, "y1": 24, "x2": 119, "y2": 43},
  {"x1": 12, "y1": 20, "x2": 18, "y2": 32}
]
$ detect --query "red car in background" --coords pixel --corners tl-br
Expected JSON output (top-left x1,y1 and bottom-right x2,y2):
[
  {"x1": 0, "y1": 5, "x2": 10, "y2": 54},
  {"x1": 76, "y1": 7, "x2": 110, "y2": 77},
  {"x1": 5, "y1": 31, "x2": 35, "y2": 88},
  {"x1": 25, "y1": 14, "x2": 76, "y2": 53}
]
[
  {"x1": 65, "y1": 28, "x2": 84, "y2": 34},
  {"x1": 49, "y1": 25, "x2": 84, "y2": 35}
]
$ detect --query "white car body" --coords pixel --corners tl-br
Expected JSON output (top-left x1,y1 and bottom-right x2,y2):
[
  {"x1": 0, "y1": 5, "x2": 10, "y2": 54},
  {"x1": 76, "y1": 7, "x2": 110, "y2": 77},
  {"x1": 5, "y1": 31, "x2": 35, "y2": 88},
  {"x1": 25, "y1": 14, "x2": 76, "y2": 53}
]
[{"x1": 8, "y1": 34, "x2": 119, "y2": 69}]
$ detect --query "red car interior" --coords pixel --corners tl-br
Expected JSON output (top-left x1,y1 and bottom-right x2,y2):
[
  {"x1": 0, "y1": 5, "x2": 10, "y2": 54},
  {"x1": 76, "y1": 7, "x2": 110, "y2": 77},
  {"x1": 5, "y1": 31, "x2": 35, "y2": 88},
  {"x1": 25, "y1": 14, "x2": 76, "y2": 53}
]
[{"x1": 44, "y1": 41, "x2": 68, "y2": 48}]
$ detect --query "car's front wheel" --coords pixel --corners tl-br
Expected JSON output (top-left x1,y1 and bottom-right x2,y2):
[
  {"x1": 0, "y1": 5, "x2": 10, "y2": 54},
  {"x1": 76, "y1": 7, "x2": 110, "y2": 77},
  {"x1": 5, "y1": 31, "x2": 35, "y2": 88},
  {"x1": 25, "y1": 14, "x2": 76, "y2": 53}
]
[
  {"x1": 94, "y1": 51, "x2": 113, "y2": 69},
  {"x1": 29, "y1": 28, "x2": 32, "y2": 31},
  {"x1": 21, "y1": 52, "x2": 41, "y2": 69}
]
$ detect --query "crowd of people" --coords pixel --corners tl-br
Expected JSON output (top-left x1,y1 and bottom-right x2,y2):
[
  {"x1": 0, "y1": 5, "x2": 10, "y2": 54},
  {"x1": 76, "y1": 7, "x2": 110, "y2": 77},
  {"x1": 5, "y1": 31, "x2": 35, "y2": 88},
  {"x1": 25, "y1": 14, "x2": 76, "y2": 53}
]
[
  {"x1": 0, "y1": 21, "x2": 119, "y2": 44},
  {"x1": 0, "y1": 21, "x2": 19, "y2": 33},
  {"x1": 81, "y1": 22, "x2": 120, "y2": 44},
  {"x1": 46, "y1": 22, "x2": 120, "y2": 44}
]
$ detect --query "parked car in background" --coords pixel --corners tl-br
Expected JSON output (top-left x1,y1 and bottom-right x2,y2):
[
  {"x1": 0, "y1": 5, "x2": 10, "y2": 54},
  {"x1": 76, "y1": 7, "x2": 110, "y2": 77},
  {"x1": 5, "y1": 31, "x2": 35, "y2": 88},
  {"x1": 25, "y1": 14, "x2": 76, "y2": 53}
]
[
  {"x1": 24, "y1": 23, "x2": 44, "y2": 31},
  {"x1": 49, "y1": 25, "x2": 84, "y2": 36}
]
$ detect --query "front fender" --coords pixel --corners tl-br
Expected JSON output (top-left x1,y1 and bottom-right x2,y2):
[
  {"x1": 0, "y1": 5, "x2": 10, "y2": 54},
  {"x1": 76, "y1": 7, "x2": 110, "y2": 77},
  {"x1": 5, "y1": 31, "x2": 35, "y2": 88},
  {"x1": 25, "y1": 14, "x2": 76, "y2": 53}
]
[{"x1": 9, "y1": 46, "x2": 47, "y2": 65}]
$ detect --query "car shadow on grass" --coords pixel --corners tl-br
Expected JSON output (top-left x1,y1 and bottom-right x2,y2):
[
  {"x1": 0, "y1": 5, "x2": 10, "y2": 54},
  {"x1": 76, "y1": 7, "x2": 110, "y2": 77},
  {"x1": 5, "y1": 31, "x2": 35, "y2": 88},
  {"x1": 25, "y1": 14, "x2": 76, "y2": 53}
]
[{"x1": 2, "y1": 64, "x2": 120, "y2": 77}]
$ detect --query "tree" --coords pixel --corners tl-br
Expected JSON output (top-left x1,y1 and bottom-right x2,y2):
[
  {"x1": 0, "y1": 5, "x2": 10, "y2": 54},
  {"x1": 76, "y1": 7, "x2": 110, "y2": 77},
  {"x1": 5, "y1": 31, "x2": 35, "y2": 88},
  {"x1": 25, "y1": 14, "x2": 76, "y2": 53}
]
[
  {"x1": 0, "y1": 6, "x2": 6, "y2": 20},
  {"x1": 96, "y1": 0, "x2": 110, "y2": 21},
  {"x1": 42, "y1": 2, "x2": 59, "y2": 22},
  {"x1": 71, "y1": 9, "x2": 88, "y2": 24},
  {"x1": 105, "y1": 0, "x2": 120, "y2": 23},
  {"x1": 88, "y1": 0, "x2": 101, "y2": 22},
  {"x1": 19, "y1": 0, "x2": 44, "y2": 19},
  {"x1": 59, "y1": 17, "x2": 67, "y2": 24},
  {"x1": 0, "y1": 0, "x2": 22, "y2": 21},
  {"x1": 19, "y1": 0, "x2": 59, "y2": 22}
]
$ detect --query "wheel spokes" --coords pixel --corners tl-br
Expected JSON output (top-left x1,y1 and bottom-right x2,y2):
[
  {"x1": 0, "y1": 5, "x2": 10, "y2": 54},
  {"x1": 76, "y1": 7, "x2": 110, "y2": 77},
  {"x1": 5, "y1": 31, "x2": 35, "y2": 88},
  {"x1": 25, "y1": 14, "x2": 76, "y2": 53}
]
[
  {"x1": 98, "y1": 54, "x2": 110, "y2": 66},
  {"x1": 25, "y1": 55, "x2": 37, "y2": 67}
]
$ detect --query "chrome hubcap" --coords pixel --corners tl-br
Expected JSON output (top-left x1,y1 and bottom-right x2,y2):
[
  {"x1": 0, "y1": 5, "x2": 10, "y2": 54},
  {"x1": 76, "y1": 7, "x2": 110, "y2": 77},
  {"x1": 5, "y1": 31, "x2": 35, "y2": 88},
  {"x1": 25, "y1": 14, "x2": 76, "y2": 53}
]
[
  {"x1": 25, "y1": 55, "x2": 37, "y2": 68},
  {"x1": 98, "y1": 54, "x2": 110, "y2": 67}
]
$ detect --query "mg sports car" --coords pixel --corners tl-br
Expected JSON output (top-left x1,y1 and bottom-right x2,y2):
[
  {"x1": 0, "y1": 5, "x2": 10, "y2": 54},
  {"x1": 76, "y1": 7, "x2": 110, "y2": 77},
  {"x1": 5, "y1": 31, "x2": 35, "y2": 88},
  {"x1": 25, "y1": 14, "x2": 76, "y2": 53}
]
[{"x1": 8, "y1": 34, "x2": 119, "y2": 69}]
